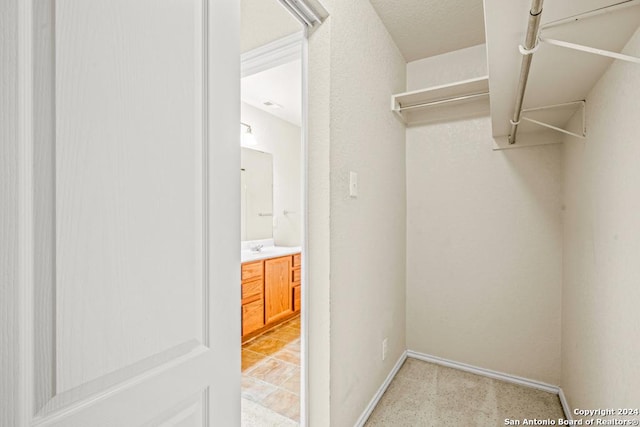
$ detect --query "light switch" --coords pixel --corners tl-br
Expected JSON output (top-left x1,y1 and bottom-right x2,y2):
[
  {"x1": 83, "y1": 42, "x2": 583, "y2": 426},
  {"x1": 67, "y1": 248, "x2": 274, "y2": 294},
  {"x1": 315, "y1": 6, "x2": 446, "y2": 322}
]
[{"x1": 349, "y1": 171, "x2": 358, "y2": 198}]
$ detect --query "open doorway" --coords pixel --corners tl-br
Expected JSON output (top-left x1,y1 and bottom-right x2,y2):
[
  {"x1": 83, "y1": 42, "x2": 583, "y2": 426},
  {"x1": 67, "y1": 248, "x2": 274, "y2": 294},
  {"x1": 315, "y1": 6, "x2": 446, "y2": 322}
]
[{"x1": 239, "y1": 2, "x2": 304, "y2": 425}]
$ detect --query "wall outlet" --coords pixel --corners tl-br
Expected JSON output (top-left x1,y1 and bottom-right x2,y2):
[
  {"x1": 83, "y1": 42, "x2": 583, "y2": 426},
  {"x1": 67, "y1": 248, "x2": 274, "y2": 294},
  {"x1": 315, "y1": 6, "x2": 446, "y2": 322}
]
[{"x1": 382, "y1": 337, "x2": 388, "y2": 361}]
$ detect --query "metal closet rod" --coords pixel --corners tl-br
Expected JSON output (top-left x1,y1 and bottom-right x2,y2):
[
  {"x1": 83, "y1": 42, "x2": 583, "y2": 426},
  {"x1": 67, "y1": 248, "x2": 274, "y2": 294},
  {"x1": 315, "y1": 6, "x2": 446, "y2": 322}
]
[
  {"x1": 397, "y1": 91, "x2": 489, "y2": 112},
  {"x1": 508, "y1": 0, "x2": 544, "y2": 145}
]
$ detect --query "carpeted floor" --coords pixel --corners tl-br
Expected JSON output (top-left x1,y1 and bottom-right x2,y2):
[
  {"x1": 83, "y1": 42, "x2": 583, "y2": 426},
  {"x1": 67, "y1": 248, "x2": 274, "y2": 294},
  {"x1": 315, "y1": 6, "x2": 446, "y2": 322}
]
[{"x1": 365, "y1": 358, "x2": 565, "y2": 426}]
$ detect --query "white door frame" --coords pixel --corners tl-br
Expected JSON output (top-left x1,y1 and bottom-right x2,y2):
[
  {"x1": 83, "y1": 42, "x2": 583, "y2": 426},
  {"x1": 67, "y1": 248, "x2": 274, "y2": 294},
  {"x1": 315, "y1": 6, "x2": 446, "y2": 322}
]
[{"x1": 239, "y1": 30, "x2": 311, "y2": 426}]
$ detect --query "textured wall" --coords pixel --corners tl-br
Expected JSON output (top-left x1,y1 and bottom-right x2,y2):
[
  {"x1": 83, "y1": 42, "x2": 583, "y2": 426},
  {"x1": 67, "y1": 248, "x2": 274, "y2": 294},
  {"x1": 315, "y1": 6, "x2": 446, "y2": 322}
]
[
  {"x1": 303, "y1": 0, "x2": 409, "y2": 424},
  {"x1": 406, "y1": 116, "x2": 563, "y2": 385},
  {"x1": 561, "y1": 27, "x2": 640, "y2": 416},
  {"x1": 327, "y1": 1, "x2": 407, "y2": 425},
  {"x1": 306, "y1": 7, "x2": 332, "y2": 425},
  {"x1": 241, "y1": 102, "x2": 301, "y2": 246},
  {"x1": 406, "y1": 44, "x2": 487, "y2": 91}
]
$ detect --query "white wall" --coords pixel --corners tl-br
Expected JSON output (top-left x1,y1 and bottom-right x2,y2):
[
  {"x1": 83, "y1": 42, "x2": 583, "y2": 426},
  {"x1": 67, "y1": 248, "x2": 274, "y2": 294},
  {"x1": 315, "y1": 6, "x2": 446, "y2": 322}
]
[
  {"x1": 241, "y1": 102, "x2": 301, "y2": 246},
  {"x1": 307, "y1": 0, "x2": 407, "y2": 425},
  {"x1": 405, "y1": 47, "x2": 562, "y2": 385},
  {"x1": 561, "y1": 27, "x2": 640, "y2": 416},
  {"x1": 406, "y1": 44, "x2": 487, "y2": 91},
  {"x1": 306, "y1": 10, "x2": 332, "y2": 425},
  {"x1": 406, "y1": 118, "x2": 563, "y2": 385},
  {"x1": 328, "y1": 1, "x2": 407, "y2": 425}
]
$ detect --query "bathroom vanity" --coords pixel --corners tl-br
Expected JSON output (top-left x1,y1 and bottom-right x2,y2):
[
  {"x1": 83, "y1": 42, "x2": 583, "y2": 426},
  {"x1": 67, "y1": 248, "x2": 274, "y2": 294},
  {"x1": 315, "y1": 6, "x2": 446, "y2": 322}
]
[
  {"x1": 241, "y1": 250, "x2": 301, "y2": 342},
  {"x1": 240, "y1": 145, "x2": 302, "y2": 342}
]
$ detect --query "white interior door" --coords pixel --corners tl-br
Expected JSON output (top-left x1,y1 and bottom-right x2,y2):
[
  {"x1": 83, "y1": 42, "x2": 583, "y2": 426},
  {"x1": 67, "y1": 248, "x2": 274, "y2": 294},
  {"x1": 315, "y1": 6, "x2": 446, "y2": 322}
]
[{"x1": 3, "y1": 0, "x2": 240, "y2": 425}]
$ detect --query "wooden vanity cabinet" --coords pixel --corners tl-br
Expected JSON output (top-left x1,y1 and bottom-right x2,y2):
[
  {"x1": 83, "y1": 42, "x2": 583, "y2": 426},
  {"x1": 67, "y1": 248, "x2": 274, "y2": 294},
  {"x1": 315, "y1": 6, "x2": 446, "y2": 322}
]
[{"x1": 241, "y1": 252, "x2": 301, "y2": 342}]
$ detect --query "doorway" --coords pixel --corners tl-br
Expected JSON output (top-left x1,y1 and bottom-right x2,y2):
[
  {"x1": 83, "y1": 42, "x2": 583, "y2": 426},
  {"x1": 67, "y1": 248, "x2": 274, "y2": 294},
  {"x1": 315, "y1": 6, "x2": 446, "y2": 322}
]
[{"x1": 239, "y1": 3, "x2": 306, "y2": 424}]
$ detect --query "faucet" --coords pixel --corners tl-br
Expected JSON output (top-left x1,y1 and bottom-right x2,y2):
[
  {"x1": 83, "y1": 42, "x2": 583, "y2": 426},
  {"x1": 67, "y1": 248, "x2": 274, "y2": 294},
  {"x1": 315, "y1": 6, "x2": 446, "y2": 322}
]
[{"x1": 250, "y1": 244, "x2": 263, "y2": 252}]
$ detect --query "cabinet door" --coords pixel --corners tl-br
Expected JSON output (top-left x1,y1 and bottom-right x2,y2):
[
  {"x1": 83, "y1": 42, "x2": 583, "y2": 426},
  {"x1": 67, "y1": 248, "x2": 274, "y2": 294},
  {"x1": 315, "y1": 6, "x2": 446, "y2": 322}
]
[
  {"x1": 242, "y1": 299, "x2": 264, "y2": 336},
  {"x1": 264, "y1": 256, "x2": 293, "y2": 324}
]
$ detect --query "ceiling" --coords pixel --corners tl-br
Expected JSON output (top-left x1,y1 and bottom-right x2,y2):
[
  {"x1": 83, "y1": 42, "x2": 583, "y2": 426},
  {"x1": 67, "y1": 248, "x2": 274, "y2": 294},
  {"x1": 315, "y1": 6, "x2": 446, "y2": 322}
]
[
  {"x1": 239, "y1": 0, "x2": 487, "y2": 126},
  {"x1": 369, "y1": 0, "x2": 486, "y2": 62},
  {"x1": 241, "y1": 0, "x2": 486, "y2": 61},
  {"x1": 241, "y1": 0, "x2": 301, "y2": 53},
  {"x1": 241, "y1": 59, "x2": 302, "y2": 126}
]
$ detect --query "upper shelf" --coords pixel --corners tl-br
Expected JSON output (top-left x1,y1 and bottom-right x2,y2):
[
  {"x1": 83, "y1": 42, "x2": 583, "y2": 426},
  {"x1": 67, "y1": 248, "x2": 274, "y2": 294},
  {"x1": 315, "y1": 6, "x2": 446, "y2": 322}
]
[
  {"x1": 391, "y1": 76, "x2": 489, "y2": 125},
  {"x1": 485, "y1": 0, "x2": 640, "y2": 144}
]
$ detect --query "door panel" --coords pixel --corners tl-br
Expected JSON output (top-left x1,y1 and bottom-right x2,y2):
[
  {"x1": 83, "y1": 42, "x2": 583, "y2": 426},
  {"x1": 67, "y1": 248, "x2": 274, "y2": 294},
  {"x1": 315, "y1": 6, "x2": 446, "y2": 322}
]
[
  {"x1": 55, "y1": 0, "x2": 203, "y2": 393},
  {"x1": 24, "y1": 0, "x2": 240, "y2": 425}
]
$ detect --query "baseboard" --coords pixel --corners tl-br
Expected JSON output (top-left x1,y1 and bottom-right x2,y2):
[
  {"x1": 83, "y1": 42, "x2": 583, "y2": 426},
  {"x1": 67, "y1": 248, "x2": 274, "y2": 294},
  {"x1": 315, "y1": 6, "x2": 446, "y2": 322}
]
[
  {"x1": 407, "y1": 350, "x2": 560, "y2": 394},
  {"x1": 354, "y1": 350, "x2": 408, "y2": 427},
  {"x1": 354, "y1": 349, "x2": 574, "y2": 424},
  {"x1": 558, "y1": 387, "x2": 573, "y2": 421},
  {"x1": 410, "y1": 351, "x2": 576, "y2": 421}
]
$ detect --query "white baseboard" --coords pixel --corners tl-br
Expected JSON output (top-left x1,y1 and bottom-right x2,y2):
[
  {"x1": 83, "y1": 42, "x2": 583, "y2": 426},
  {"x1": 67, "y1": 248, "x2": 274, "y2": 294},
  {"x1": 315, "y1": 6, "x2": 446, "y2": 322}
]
[
  {"x1": 407, "y1": 350, "x2": 560, "y2": 394},
  {"x1": 354, "y1": 350, "x2": 408, "y2": 427},
  {"x1": 558, "y1": 387, "x2": 573, "y2": 421},
  {"x1": 354, "y1": 349, "x2": 574, "y2": 425},
  {"x1": 407, "y1": 351, "x2": 574, "y2": 420}
]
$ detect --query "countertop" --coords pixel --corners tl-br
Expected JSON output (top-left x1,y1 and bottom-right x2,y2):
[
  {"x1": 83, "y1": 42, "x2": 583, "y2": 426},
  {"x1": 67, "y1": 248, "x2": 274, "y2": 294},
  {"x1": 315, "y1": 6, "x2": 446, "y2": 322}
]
[{"x1": 241, "y1": 246, "x2": 301, "y2": 263}]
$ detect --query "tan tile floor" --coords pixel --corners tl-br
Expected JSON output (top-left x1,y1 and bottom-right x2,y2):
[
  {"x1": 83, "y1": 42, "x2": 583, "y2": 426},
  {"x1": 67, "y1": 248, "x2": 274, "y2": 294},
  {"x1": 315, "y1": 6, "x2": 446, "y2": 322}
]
[{"x1": 242, "y1": 316, "x2": 301, "y2": 423}]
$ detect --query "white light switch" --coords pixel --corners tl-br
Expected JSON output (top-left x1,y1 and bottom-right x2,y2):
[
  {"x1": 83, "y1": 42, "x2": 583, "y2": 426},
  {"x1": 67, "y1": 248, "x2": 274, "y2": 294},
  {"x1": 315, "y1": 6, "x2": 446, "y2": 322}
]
[{"x1": 349, "y1": 171, "x2": 358, "y2": 198}]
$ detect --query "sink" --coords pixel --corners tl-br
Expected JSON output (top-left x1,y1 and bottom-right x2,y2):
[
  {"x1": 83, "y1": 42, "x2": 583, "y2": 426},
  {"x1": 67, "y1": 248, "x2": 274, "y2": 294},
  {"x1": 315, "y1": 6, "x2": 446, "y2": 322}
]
[{"x1": 254, "y1": 247, "x2": 274, "y2": 253}]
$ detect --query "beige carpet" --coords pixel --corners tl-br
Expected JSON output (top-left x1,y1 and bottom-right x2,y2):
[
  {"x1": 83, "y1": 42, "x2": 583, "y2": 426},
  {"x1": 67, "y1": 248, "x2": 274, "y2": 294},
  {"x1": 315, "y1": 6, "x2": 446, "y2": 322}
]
[
  {"x1": 365, "y1": 358, "x2": 565, "y2": 426},
  {"x1": 241, "y1": 398, "x2": 298, "y2": 427}
]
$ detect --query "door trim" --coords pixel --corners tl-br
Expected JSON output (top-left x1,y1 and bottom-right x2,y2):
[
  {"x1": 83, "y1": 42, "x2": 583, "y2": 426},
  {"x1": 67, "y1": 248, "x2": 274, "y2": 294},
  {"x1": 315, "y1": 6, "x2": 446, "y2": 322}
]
[{"x1": 240, "y1": 31, "x2": 303, "y2": 78}]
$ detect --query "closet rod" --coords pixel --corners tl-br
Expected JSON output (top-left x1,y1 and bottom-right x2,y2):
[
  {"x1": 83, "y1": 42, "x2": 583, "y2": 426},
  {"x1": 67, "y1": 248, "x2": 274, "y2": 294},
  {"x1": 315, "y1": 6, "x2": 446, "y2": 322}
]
[
  {"x1": 508, "y1": 0, "x2": 544, "y2": 145},
  {"x1": 397, "y1": 92, "x2": 489, "y2": 112}
]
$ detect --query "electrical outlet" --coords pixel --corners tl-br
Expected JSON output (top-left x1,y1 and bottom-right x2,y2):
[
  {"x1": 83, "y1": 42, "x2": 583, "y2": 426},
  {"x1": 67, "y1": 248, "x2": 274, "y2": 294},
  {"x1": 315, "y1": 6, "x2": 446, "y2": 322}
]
[{"x1": 382, "y1": 338, "x2": 388, "y2": 361}]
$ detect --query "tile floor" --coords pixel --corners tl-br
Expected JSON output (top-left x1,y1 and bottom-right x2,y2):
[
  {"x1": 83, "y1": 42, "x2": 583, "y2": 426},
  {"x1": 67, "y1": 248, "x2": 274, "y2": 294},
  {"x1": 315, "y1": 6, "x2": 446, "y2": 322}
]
[
  {"x1": 365, "y1": 358, "x2": 566, "y2": 426},
  {"x1": 242, "y1": 316, "x2": 301, "y2": 424}
]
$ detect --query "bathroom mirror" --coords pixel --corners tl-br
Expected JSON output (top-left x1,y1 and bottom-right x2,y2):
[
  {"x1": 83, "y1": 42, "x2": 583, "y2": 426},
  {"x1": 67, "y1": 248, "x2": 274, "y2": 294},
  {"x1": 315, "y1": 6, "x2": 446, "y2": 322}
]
[{"x1": 241, "y1": 147, "x2": 273, "y2": 241}]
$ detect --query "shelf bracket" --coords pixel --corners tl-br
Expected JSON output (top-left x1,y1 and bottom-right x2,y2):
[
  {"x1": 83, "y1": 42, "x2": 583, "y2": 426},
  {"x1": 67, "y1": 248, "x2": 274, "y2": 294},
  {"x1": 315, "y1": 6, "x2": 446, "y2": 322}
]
[
  {"x1": 521, "y1": 100, "x2": 586, "y2": 139},
  {"x1": 538, "y1": 0, "x2": 640, "y2": 65},
  {"x1": 539, "y1": 37, "x2": 640, "y2": 65}
]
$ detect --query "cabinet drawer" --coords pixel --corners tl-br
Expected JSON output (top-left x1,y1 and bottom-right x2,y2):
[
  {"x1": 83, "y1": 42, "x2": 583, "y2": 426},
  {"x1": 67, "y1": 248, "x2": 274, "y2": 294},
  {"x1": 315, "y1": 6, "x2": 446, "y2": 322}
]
[
  {"x1": 242, "y1": 299, "x2": 264, "y2": 336},
  {"x1": 242, "y1": 261, "x2": 263, "y2": 282},
  {"x1": 291, "y1": 268, "x2": 301, "y2": 283},
  {"x1": 292, "y1": 285, "x2": 301, "y2": 312},
  {"x1": 242, "y1": 279, "x2": 262, "y2": 304},
  {"x1": 292, "y1": 253, "x2": 301, "y2": 268}
]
